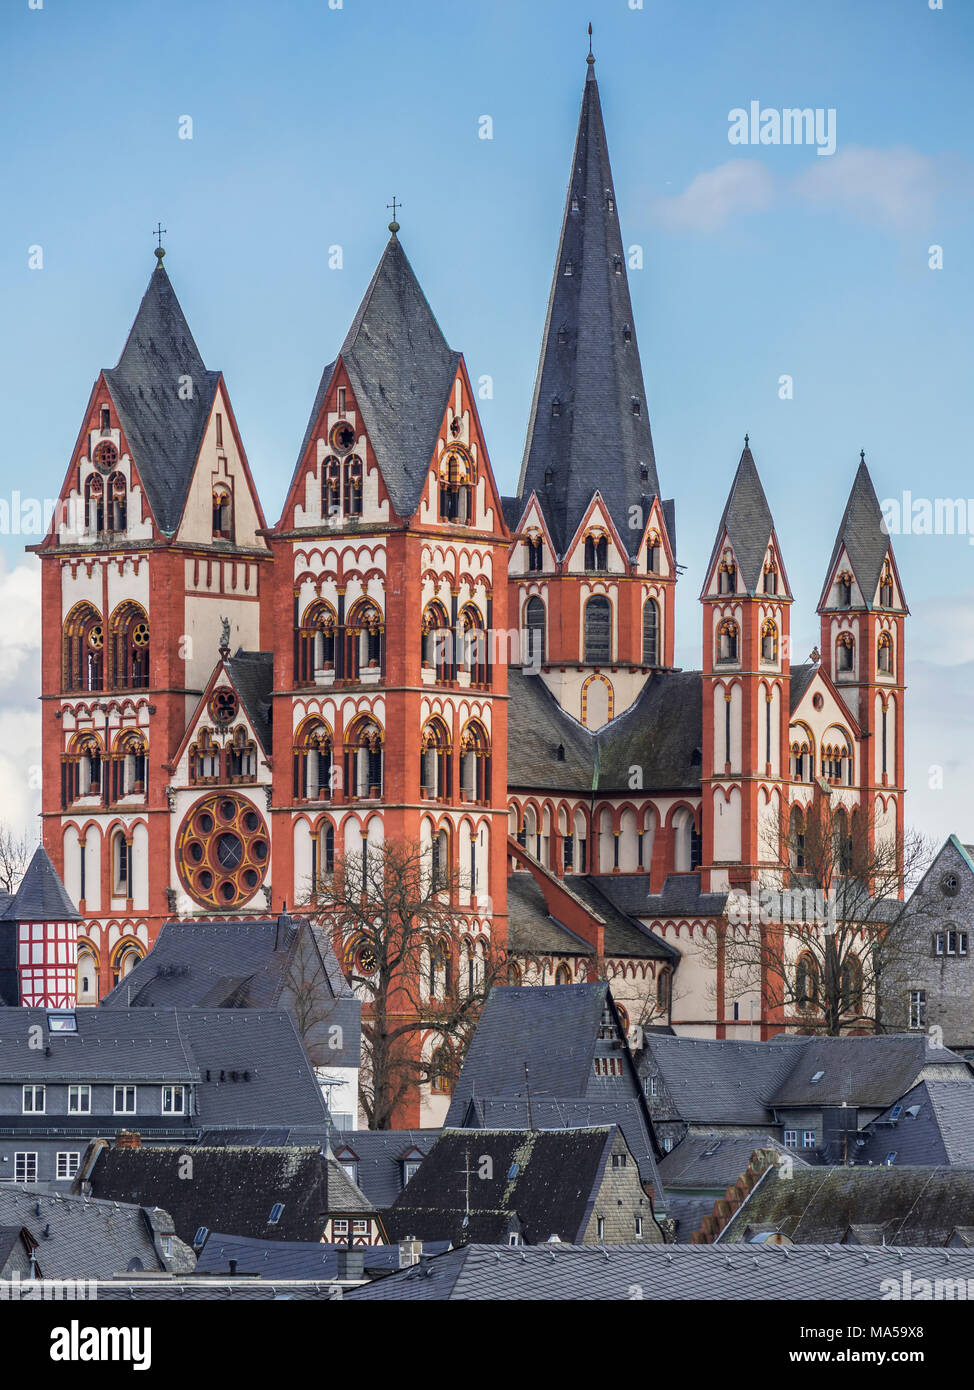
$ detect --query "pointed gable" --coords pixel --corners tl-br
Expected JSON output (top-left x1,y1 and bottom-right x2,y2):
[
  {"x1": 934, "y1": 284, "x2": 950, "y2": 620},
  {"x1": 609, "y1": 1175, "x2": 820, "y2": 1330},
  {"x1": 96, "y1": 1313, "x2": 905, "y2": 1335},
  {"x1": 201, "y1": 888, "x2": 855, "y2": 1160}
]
[
  {"x1": 703, "y1": 443, "x2": 776, "y2": 596},
  {"x1": 293, "y1": 234, "x2": 460, "y2": 523},
  {"x1": 103, "y1": 259, "x2": 221, "y2": 535},
  {"x1": 10, "y1": 848, "x2": 79, "y2": 922},
  {"x1": 517, "y1": 58, "x2": 661, "y2": 557},
  {"x1": 819, "y1": 458, "x2": 906, "y2": 611}
]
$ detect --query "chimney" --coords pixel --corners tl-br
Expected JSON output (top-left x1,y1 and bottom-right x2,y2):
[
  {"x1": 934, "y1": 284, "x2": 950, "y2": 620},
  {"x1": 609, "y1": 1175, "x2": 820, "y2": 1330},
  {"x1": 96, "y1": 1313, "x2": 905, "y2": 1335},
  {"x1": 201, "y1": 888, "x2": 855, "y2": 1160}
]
[
  {"x1": 399, "y1": 1237, "x2": 421, "y2": 1269},
  {"x1": 115, "y1": 1130, "x2": 142, "y2": 1150},
  {"x1": 335, "y1": 1246, "x2": 365, "y2": 1281}
]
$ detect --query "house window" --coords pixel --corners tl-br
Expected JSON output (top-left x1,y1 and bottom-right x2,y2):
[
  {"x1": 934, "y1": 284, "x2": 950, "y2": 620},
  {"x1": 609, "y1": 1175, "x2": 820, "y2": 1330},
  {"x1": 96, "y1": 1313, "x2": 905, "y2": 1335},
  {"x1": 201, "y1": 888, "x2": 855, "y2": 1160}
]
[
  {"x1": 661, "y1": 1137, "x2": 674, "y2": 1153},
  {"x1": 193, "y1": 1227, "x2": 209, "y2": 1248},
  {"x1": 403, "y1": 1159, "x2": 422, "y2": 1185},
  {"x1": 802, "y1": 1130, "x2": 816, "y2": 1148},
  {"x1": 597, "y1": 1218, "x2": 605, "y2": 1239},
  {"x1": 333, "y1": 1220, "x2": 349, "y2": 1238},
  {"x1": 611, "y1": 1152, "x2": 628, "y2": 1169},
  {"x1": 56, "y1": 1152, "x2": 80, "y2": 1180},
  {"x1": 909, "y1": 990, "x2": 927, "y2": 1029},
  {"x1": 68, "y1": 1084, "x2": 91, "y2": 1114},
  {"x1": 100, "y1": 406, "x2": 111, "y2": 431},
  {"x1": 14, "y1": 1153, "x2": 38, "y2": 1183},
  {"x1": 352, "y1": 1219, "x2": 369, "y2": 1236},
  {"x1": 22, "y1": 1084, "x2": 45, "y2": 1114},
  {"x1": 114, "y1": 1084, "x2": 137, "y2": 1114},
  {"x1": 341, "y1": 1161, "x2": 359, "y2": 1184},
  {"x1": 783, "y1": 1130, "x2": 798, "y2": 1149},
  {"x1": 162, "y1": 1085, "x2": 186, "y2": 1115}
]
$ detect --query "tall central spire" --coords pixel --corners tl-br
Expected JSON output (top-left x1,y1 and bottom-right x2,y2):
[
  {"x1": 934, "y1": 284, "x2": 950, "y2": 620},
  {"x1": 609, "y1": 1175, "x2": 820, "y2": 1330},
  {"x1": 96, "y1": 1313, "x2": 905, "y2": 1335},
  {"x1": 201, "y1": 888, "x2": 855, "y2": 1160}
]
[{"x1": 517, "y1": 56, "x2": 661, "y2": 556}]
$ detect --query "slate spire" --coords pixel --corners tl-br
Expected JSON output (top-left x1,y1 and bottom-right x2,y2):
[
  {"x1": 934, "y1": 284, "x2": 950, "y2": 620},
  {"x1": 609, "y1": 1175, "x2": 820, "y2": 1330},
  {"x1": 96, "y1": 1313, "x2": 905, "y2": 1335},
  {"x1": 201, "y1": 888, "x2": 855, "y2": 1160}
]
[
  {"x1": 703, "y1": 441, "x2": 777, "y2": 597},
  {"x1": 517, "y1": 58, "x2": 661, "y2": 556},
  {"x1": 818, "y1": 456, "x2": 904, "y2": 611},
  {"x1": 10, "y1": 846, "x2": 80, "y2": 922}
]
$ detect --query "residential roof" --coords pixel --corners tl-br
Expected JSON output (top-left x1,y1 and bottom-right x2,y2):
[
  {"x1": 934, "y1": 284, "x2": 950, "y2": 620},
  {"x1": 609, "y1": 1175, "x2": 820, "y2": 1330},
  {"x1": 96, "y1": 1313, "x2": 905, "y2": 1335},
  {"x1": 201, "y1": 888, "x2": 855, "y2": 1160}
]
[
  {"x1": 292, "y1": 234, "x2": 460, "y2": 523},
  {"x1": 195, "y1": 1232, "x2": 450, "y2": 1280},
  {"x1": 103, "y1": 262, "x2": 221, "y2": 536},
  {"x1": 643, "y1": 1036, "x2": 802, "y2": 1125},
  {"x1": 819, "y1": 459, "x2": 905, "y2": 612},
  {"x1": 83, "y1": 1144, "x2": 373, "y2": 1247},
  {"x1": 855, "y1": 1079, "x2": 974, "y2": 1167},
  {"x1": 718, "y1": 1165, "x2": 974, "y2": 1246},
  {"x1": 332, "y1": 1129, "x2": 438, "y2": 1209},
  {"x1": 382, "y1": 1126, "x2": 650, "y2": 1246},
  {"x1": 7, "y1": 845, "x2": 79, "y2": 922},
  {"x1": 702, "y1": 444, "x2": 777, "y2": 597},
  {"x1": 516, "y1": 59, "x2": 661, "y2": 556},
  {"x1": 765, "y1": 1034, "x2": 970, "y2": 1110},
  {"x1": 345, "y1": 1240, "x2": 974, "y2": 1300},
  {"x1": 659, "y1": 1133, "x2": 810, "y2": 1192},
  {"x1": 0, "y1": 1184, "x2": 194, "y2": 1280}
]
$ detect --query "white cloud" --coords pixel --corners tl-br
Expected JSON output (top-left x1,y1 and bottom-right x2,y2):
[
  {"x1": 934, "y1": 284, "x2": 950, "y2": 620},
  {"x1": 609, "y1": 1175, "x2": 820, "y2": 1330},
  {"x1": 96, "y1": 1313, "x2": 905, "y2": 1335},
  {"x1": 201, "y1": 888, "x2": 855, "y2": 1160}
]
[
  {"x1": 0, "y1": 558, "x2": 41, "y2": 836},
  {"x1": 905, "y1": 594, "x2": 974, "y2": 668},
  {"x1": 792, "y1": 145, "x2": 949, "y2": 231},
  {"x1": 649, "y1": 159, "x2": 776, "y2": 232}
]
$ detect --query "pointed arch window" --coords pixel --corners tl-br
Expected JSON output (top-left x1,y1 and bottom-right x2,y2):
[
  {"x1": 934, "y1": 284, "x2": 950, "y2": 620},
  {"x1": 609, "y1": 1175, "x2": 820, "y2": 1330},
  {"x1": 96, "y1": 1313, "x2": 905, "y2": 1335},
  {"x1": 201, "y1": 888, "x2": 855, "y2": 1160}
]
[
  {"x1": 109, "y1": 602, "x2": 150, "y2": 690},
  {"x1": 716, "y1": 618, "x2": 739, "y2": 664},
  {"x1": 211, "y1": 484, "x2": 232, "y2": 540},
  {"x1": 657, "y1": 967, "x2": 671, "y2": 1011},
  {"x1": 438, "y1": 450, "x2": 474, "y2": 524},
  {"x1": 343, "y1": 455, "x2": 363, "y2": 517},
  {"x1": 646, "y1": 530, "x2": 660, "y2": 573},
  {"x1": 584, "y1": 595, "x2": 611, "y2": 663},
  {"x1": 760, "y1": 617, "x2": 778, "y2": 663},
  {"x1": 421, "y1": 600, "x2": 451, "y2": 672},
  {"x1": 789, "y1": 804, "x2": 806, "y2": 871},
  {"x1": 430, "y1": 826, "x2": 450, "y2": 891},
  {"x1": 429, "y1": 1042, "x2": 454, "y2": 1092},
  {"x1": 345, "y1": 716, "x2": 383, "y2": 799},
  {"x1": 584, "y1": 533, "x2": 608, "y2": 571},
  {"x1": 763, "y1": 560, "x2": 778, "y2": 595},
  {"x1": 877, "y1": 631, "x2": 894, "y2": 674},
  {"x1": 108, "y1": 472, "x2": 127, "y2": 532},
  {"x1": 322, "y1": 456, "x2": 341, "y2": 516},
  {"x1": 459, "y1": 719, "x2": 490, "y2": 804},
  {"x1": 345, "y1": 600, "x2": 383, "y2": 680},
  {"x1": 459, "y1": 603, "x2": 488, "y2": 685},
  {"x1": 836, "y1": 570, "x2": 853, "y2": 606},
  {"x1": 63, "y1": 602, "x2": 104, "y2": 693},
  {"x1": 84, "y1": 474, "x2": 105, "y2": 535},
  {"x1": 879, "y1": 562, "x2": 894, "y2": 609},
  {"x1": 554, "y1": 963, "x2": 572, "y2": 986},
  {"x1": 297, "y1": 598, "x2": 337, "y2": 685},
  {"x1": 841, "y1": 954, "x2": 863, "y2": 1013},
  {"x1": 642, "y1": 598, "x2": 660, "y2": 666},
  {"x1": 795, "y1": 952, "x2": 820, "y2": 1007},
  {"x1": 111, "y1": 830, "x2": 132, "y2": 899},
  {"x1": 523, "y1": 596, "x2": 546, "y2": 667},
  {"x1": 294, "y1": 717, "x2": 333, "y2": 802},
  {"x1": 525, "y1": 536, "x2": 544, "y2": 571},
  {"x1": 718, "y1": 555, "x2": 736, "y2": 595},
  {"x1": 836, "y1": 631, "x2": 855, "y2": 673},
  {"x1": 420, "y1": 718, "x2": 452, "y2": 801}
]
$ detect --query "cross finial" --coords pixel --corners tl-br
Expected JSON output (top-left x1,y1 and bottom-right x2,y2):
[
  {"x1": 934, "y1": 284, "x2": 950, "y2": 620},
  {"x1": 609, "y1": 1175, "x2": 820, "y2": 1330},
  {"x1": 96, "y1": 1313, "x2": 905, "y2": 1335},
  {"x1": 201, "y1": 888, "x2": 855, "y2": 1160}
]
[
  {"x1": 153, "y1": 222, "x2": 167, "y2": 266},
  {"x1": 387, "y1": 197, "x2": 401, "y2": 235},
  {"x1": 587, "y1": 22, "x2": 595, "y2": 64},
  {"x1": 744, "y1": 432, "x2": 750, "y2": 447},
  {"x1": 860, "y1": 448, "x2": 866, "y2": 464}
]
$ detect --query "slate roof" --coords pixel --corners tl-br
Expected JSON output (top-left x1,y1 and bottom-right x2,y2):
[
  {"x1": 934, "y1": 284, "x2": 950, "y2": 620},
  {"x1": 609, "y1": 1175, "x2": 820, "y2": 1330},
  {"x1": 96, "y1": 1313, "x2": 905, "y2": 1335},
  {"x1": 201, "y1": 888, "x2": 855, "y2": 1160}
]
[
  {"x1": 103, "y1": 262, "x2": 221, "y2": 536},
  {"x1": 855, "y1": 1080, "x2": 974, "y2": 1167},
  {"x1": 642, "y1": 1036, "x2": 803, "y2": 1125},
  {"x1": 702, "y1": 444, "x2": 776, "y2": 597},
  {"x1": 225, "y1": 651, "x2": 274, "y2": 753},
  {"x1": 505, "y1": 667, "x2": 703, "y2": 794},
  {"x1": 382, "y1": 1126, "x2": 650, "y2": 1246},
  {"x1": 506, "y1": 867, "x2": 677, "y2": 960},
  {"x1": 332, "y1": 1129, "x2": 439, "y2": 1209},
  {"x1": 506, "y1": 872, "x2": 595, "y2": 956},
  {"x1": 292, "y1": 234, "x2": 460, "y2": 523},
  {"x1": 64, "y1": 1278, "x2": 338, "y2": 1300},
  {"x1": 0, "y1": 1184, "x2": 194, "y2": 1280},
  {"x1": 819, "y1": 458, "x2": 905, "y2": 611},
  {"x1": 346, "y1": 1240, "x2": 974, "y2": 1300},
  {"x1": 0, "y1": 1008, "x2": 330, "y2": 1129},
  {"x1": 7, "y1": 846, "x2": 79, "y2": 922},
  {"x1": 517, "y1": 59, "x2": 661, "y2": 556},
  {"x1": 718, "y1": 1165, "x2": 974, "y2": 1246},
  {"x1": 765, "y1": 1034, "x2": 971, "y2": 1110},
  {"x1": 194, "y1": 1232, "x2": 450, "y2": 1279},
  {"x1": 84, "y1": 1145, "x2": 373, "y2": 1247},
  {"x1": 789, "y1": 662, "x2": 817, "y2": 711},
  {"x1": 593, "y1": 872, "x2": 728, "y2": 921},
  {"x1": 659, "y1": 1134, "x2": 810, "y2": 1192}
]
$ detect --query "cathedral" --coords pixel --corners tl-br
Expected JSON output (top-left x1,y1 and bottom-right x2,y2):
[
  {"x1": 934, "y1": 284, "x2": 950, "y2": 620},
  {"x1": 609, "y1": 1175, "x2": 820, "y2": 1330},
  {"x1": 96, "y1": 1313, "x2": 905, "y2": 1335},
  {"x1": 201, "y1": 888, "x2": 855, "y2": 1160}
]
[{"x1": 32, "y1": 52, "x2": 906, "y2": 1126}]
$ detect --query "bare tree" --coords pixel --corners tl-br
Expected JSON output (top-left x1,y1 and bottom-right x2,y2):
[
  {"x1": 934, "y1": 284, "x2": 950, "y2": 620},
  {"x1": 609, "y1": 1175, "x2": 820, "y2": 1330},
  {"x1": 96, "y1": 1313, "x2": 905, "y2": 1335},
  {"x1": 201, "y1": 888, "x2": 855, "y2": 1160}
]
[
  {"x1": 0, "y1": 824, "x2": 31, "y2": 896},
  {"x1": 310, "y1": 837, "x2": 507, "y2": 1130},
  {"x1": 701, "y1": 784, "x2": 935, "y2": 1036}
]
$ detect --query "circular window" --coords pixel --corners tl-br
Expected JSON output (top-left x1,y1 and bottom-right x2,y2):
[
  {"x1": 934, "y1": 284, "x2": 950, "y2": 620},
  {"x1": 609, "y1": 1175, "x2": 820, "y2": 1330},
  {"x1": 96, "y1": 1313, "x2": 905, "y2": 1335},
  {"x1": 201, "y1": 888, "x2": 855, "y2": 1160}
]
[
  {"x1": 93, "y1": 441, "x2": 118, "y2": 473},
  {"x1": 176, "y1": 792, "x2": 269, "y2": 909},
  {"x1": 209, "y1": 687, "x2": 239, "y2": 725},
  {"x1": 330, "y1": 421, "x2": 356, "y2": 453},
  {"x1": 942, "y1": 873, "x2": 961, "y2": 899},
  {"x1": 812, "y1": 693, "x2": 824, "y2": 711}
]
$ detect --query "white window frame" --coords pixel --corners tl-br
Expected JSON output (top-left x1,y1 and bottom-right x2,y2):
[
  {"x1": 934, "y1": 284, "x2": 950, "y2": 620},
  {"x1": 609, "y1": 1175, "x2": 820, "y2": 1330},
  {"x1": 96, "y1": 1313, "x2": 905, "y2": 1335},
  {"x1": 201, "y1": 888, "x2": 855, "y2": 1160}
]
[
  {"x1": 783, "y1": 1129, "x2": 799, "y2": 1148},
  {"x1": 909, "y1": 991, "x2": 927, "y2": 1030},
  {"x1": 161, "y1": 1084, "x2": 186, "y2": 1115},
  {"x1": 802, "y1": 1130, "x2": 817, "y2": 1148},
  {"x1": 68, "y1": 1084, "x2": 91, "y2": 1115},
  {"x1": 15, "y1": 1152, "x2": 38, "y2": 1183},
  {"x1": 56, "y1": 1151, "x2": 80, "y2": 1180},
  {"x1": 113, "y1": 1084, "x2": 137, "y2": 1114},
  {"x1": 22, "y1": 1084, "x2": 45, "y2": 1115}
]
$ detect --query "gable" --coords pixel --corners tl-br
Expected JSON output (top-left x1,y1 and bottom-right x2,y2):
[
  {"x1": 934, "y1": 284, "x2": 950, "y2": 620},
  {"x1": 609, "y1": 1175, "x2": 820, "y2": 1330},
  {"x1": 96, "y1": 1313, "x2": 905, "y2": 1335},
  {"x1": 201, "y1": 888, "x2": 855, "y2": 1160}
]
[
  {"x1": 564, "y1": 494, "x2": 629, "y2": 574},
  {"x1": 174, "y1": 381, "x2": 267, "y2": 547},
  {"x1": 416, "y1": 363, "x2": 507, "y2": 534}
]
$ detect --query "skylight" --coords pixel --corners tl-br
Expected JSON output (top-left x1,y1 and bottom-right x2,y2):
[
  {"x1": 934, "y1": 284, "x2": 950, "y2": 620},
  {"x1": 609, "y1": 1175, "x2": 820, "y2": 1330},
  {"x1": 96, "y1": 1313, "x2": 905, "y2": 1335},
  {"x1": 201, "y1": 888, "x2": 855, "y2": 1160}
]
[{"x1": 810, "y1": 1070, "x2": 825, "y2": 1083}]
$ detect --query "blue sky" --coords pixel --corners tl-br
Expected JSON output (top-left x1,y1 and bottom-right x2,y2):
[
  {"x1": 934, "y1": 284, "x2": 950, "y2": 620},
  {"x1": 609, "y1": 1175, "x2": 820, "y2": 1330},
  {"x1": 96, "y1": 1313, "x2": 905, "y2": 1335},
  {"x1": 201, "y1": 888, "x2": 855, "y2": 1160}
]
[{"x1": 0, "y1": 0, "x2": 972, "y2": 842}]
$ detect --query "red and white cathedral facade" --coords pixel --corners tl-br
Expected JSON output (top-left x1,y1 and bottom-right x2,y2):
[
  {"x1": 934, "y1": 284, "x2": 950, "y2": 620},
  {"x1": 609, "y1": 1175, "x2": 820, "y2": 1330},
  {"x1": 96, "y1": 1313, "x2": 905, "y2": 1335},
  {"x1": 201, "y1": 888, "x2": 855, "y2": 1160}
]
[{"x1": 31, "y1": 57, "x2": 907, "y2": 1125}]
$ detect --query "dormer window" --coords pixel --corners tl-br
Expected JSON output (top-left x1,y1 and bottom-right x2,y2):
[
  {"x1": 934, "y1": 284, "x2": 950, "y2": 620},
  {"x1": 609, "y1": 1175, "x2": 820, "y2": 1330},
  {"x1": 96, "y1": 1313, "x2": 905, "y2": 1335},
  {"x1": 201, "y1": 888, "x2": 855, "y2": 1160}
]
[
  {"x1": 564, "y1": 260, "x2": 573, "y2": 277},
  {"x1": 623, "y1": 324, "x2": 632, "y2": 343},
  {"x1": 551, "y1": 398, "x2": 561, "y2": 418},
  {"x1": 544, "y1": 469, "x2": 554, "y2": 487},
  {"x1": 614, "y1": 257, "x2": 623, "y2": 275},
  {"x1": 631, "y1": 397, "x2": 641, "y2": 417},
  {"x1": 571, "y1": 196, "x2": 579, "y2": 213},
  {"x1": 557, "y1": 325, "x2": 568, "y2": 346},
  {"x1": 605, "y1": 190, "x2": 614, "y2": 211}
]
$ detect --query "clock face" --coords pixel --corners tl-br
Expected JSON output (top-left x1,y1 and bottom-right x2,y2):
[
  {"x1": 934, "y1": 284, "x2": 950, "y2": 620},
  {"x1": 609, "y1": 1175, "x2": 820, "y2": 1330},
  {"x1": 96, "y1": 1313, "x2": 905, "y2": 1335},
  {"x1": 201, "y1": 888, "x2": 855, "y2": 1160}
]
[
  {"x1": 176, "y1": 793, "x2": 269, "y2": 909},
  {"x1": 330, "y1": 421, "x2": 356, "y2": 453}
]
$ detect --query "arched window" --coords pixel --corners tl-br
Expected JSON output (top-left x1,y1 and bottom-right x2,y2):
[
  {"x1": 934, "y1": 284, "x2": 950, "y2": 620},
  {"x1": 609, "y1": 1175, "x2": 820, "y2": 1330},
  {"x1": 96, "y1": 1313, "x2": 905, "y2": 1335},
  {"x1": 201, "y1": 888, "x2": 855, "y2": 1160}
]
[
  {"x1": 429, "y1": 1043, "x2": 454, "y2": 1093},
  {"x1": 841, "y1": 954, "x2": 863, "y2": 1012},
  {"x1": 114, "y1": 730, "x2": 147, "y2": 799},
  {"x1": 646, "y1": 530, "x2": 660, "y2": 574},
  {"x1": 64, "y1": 734, "x2": 102, "y2": 804},
  {"x1": 716, "y1": 618, "x2": 739, "y2": 664},
  {"x1": 459, "y1": 720, "x2": 490, "y2": 804},
  {"x1": 459, "y1": 604, "x2": 488, "y2": 685},
  {"x1": 77, "y1": 945, "x2": 98, "y2": 1005},
  {"x1": 111, "y1": 831, "x2": 132, "y2": 899},
  {"x1": 227, "y1": 725, "x2": 257, "y2": 782},
  {"x1": 718, "y1": 555, "x2": 736, "y2": 594},
  {"x1": 293, "y1": 717, "x2": 333, "y2": 801},
  {"x1": 672, "y1": 807, "x2": 696, "y2": 873},
  {"x1": 760, "y1": 617, "x2": 778, "y2": 663},
  {"x1": 189, "y1": 728, "x2": 222, "y2": 784},
  {"x1": 836, "y1": 571, "x2": 853, "y2": 607},
  {"x1": 584, "y1": 596, "x2": 611, "y2": 663},
  {"x1": 438, "y1": 450, "x2": 473, "y2": 523},
  {"x1": 84, "y1": 474, "x2": 105, "y2": 535},
  {"x1": 322, "y1": 456, "x2": 341, "y2": 516},
  {"x1": 343, "y1": 455, "x2": 363, "y2": 517},
  {"x1": 790, "y1": 731, "x2": 813, "y2": 783},
  {"x1": 109, "y1": 602, "x2": 150, "y2": 690},
  {"x1": 821, "y1": 730, "x2": 852, "y2": 786},
  {"x1": 296, "y1": 599, "x2": 337, "y2": 685},
  {"x1": 584, "y1": 533, "x2": 608, "y2": 571},
  {"x1": 795, "y1": 952, "x2": 820, "y2": 1007},
  {"x1": 525, "y1": 536, "x2": 544, "y2": 572},
  {"x1": 657, "y1": 967, "x2": 671, "y2": 1011},
  {"x1": 345, "y1": 716, "x2": 383, "y2": 799},
  {"x1": 421, "y1": 600, "x2": 451, "y2": 671},
  {"x1": 345, "y1": 600, "x2": 383, "y2": 680},
  {"x1": 877, "y1": 631, "x2": 893, "y2": 674},
  {"x1": 212, "y1": 485, "x2": 232, "y2": 540},
  {"x1": 642, "y1": 598, "x2": 659, "y2": 666},
  {"x1": 790, "y1": 804, "x2": 806, "y2": 872},
  {"x1": 63, "y1": 603, "x2": 104, "y2": 693},
  {"x1": 420, "y1": 718, "x2": 452, "y2": 800},
  {"x1": 507, "y1": 960, "x2": 523, "y2": 986},
  {"x1": 763, "y1": 560, "x2": 778, "y2": 595},
  {"x1": 554, "y1": 963, "x2": 572, "y2": 986},
  {"x1": 834, "y1": 806, "x2": 853, "y2": 873},
  {"x1": 430, "y1": 825, "x2": 450, "y2": 891},
  {"x1": 108, "y1": 472, "x2": 127, "y2": 532},
  {"x1": 880, "y1": 562, "x2": 893, "y2": 608},
  {"x1": 310, "y1": 820, "x2": 336, "y2": 898},
  {"x1": 523, "y1": 596, "x2": 546, "y2": 668},
  {"x1": 112, "y1": 939, "x2": 144, "y2": 986},
  {"x1": 836, "y1": 631, "x2": 855, "y2": 673},
  {"x1": 427, "y1": 944, "x2": 452, "y2": 1002}
]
